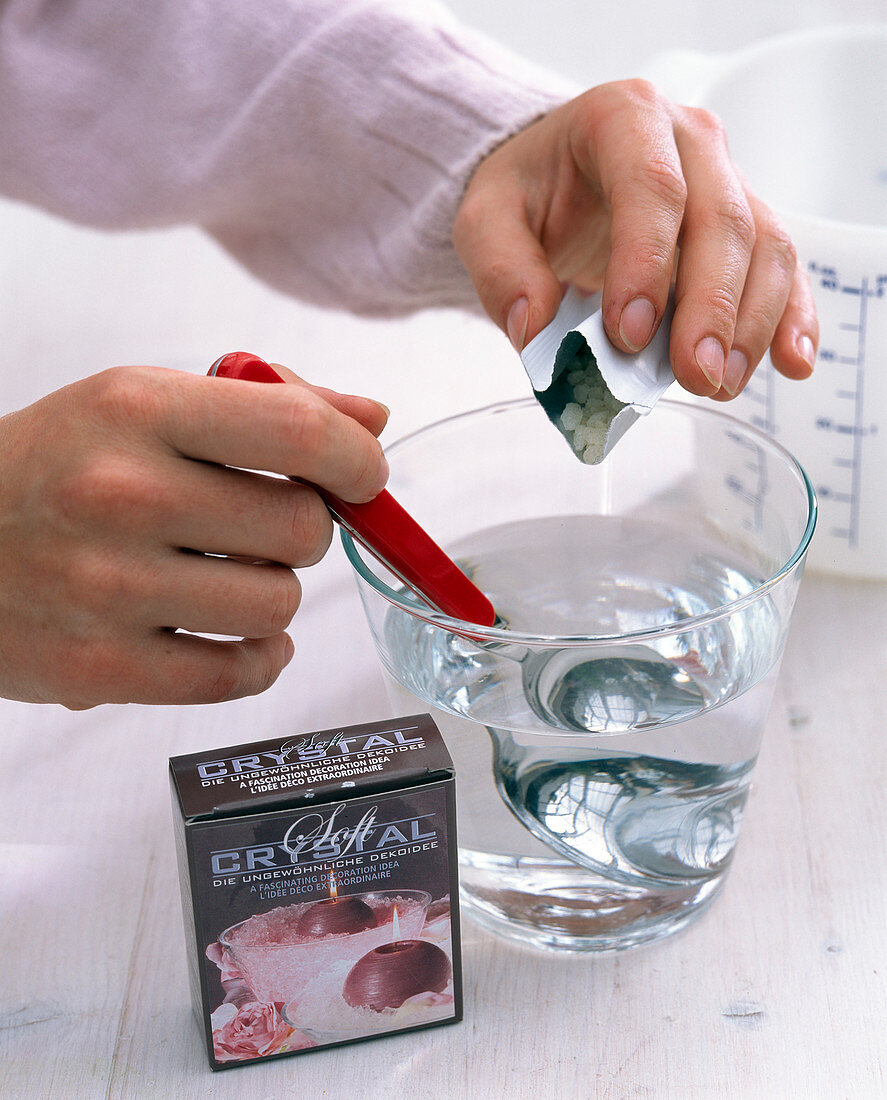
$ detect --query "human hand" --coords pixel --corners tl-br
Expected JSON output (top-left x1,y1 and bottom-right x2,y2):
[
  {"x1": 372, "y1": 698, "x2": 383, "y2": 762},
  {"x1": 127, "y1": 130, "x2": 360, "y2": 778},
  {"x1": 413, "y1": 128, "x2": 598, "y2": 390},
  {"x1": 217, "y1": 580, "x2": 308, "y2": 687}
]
[
  {"x1": 453, "y1": 80, "x2": 818, "y2": 399},
  {"x1": 0, "y1": 364, "x2": 388, "y2": 707}
]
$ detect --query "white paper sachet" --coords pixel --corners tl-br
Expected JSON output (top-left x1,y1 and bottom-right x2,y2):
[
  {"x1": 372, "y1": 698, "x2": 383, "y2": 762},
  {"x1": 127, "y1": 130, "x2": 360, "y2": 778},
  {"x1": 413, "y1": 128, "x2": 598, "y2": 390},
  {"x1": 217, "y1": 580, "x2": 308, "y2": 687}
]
[{"x1": 520, "y1": 287, "x2": 675, "y2": 464}]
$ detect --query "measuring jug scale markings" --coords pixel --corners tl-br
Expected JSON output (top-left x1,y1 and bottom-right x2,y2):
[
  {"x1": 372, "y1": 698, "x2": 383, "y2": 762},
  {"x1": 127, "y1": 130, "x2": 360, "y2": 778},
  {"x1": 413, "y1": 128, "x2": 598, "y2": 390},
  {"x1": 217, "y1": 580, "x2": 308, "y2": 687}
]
[
  {"x1": 738, "y1": 264, "x2": 880, "y2": 557},
  {"x1": 646, "y1": 25, "x2": 887, "y2": 577}
]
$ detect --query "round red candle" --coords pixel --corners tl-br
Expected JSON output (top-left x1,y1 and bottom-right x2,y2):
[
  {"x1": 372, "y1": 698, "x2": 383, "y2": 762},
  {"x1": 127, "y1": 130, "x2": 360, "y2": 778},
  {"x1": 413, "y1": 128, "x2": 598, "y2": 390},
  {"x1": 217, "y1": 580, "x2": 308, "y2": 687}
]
[
  {"x1": 295, "y1": 895, "x2": 377, "y2": 937},
  {"x1": 343, "y1": 939, "x2": 451, "y2": 1011}
]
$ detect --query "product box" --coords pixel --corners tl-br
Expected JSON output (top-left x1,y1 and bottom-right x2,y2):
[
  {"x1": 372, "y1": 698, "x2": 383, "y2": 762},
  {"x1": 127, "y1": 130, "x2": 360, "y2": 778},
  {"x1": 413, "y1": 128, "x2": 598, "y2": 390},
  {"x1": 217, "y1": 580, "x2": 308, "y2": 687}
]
[{"x1": 169, "y1": 713, "x2": 462, "y2": 1070}]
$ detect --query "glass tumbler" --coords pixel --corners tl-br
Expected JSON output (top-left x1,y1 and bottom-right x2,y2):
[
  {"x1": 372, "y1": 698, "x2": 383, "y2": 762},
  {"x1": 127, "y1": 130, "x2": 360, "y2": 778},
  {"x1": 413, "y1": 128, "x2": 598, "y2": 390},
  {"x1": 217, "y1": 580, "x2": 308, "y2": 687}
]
[{"x1": 343, "y1": 399, "x2": 816, "y2": 951}]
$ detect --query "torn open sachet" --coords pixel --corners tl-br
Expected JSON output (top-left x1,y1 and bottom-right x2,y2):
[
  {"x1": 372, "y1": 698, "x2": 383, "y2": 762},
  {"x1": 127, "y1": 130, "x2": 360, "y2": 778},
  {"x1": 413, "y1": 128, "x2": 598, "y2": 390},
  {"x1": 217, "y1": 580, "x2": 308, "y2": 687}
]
[{"x1": 520, "y1": 287, "x2": 675, "y2": 464}]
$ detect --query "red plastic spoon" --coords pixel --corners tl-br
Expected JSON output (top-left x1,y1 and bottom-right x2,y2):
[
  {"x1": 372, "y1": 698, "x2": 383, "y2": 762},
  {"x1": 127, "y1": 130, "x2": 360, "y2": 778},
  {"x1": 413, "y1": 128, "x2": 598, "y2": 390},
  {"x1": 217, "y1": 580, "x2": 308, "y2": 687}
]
[{"x1": 208, "y1": 352, "x2": 496, "y2": 628}]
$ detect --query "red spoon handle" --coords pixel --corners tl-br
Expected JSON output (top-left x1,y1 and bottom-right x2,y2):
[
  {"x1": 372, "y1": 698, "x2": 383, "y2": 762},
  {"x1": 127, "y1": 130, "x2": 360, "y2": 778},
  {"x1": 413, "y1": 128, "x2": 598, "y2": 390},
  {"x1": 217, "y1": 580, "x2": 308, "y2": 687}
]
[{"x1": 208, "y1": 353, "x2": 496, "y2": 627}]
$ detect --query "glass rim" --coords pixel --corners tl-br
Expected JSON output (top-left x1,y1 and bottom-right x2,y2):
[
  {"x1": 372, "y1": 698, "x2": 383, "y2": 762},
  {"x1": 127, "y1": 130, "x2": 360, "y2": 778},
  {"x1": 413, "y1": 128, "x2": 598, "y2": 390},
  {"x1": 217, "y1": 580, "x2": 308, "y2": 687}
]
[{"x1": 341, "y1": 397, "x2": 817, "y2": 646}]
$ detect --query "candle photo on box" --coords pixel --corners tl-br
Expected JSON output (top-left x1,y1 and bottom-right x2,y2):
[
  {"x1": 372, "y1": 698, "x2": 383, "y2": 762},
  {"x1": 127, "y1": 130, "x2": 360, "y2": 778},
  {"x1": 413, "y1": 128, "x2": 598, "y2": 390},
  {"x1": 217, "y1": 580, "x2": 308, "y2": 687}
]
[
  {"x1": 296, "y1": 873, "x2": 377, "y2": 936},
  {"x1": 343, "y1": 906, "x2": 453, "y2": 1012},
  {"x1": 217, "y1": 887, "x2": 434, "y2": 1014},
  {"x1": 169, "y1": 714, "x2": 462, "y2": 1069}
]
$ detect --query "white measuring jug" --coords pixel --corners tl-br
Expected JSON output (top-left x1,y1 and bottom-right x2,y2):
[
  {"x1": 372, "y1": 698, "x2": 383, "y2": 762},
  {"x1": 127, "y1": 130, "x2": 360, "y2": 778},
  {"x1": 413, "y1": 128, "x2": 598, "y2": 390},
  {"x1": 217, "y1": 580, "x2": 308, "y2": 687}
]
[{"x1": 647, "y1": 25, "x2": 887, "y2": 577}]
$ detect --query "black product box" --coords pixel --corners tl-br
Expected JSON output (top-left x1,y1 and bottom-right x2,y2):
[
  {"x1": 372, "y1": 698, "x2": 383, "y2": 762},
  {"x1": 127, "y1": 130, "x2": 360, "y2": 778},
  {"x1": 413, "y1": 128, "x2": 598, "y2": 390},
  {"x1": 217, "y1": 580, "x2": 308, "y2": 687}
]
[{"x1": 169, "y1": 713, "x2": 461, "y2": 1070}]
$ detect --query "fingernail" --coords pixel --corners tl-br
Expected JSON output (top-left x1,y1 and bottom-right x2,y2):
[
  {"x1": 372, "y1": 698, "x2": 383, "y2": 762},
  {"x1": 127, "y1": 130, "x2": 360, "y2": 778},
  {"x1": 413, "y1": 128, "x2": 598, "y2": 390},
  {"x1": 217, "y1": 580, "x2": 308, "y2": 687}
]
[
  {"x1": 371, "y1": 451, "x2": 390, "y2": 497},
  {"x1": 283, "y1": 636, "x2": 295, "y2": 667},
  {"x1": 507, "y1": 297, "x2": 529, "y2": 352},
  {"x1": 722, "y1": 349, "x2": 748, "y2": 397},
  {"x1": 695, "y1": 336, "x2": 726, "y2": 389},
  {"x1": 797, "y1": 334, "x2": 816, "y2": 373},
  {"x1": 619, "y1": 297, "x2": 657, "y2": 351},
  {"x1": 374, "y1": 400, "x2": 391, "y2": 419}
]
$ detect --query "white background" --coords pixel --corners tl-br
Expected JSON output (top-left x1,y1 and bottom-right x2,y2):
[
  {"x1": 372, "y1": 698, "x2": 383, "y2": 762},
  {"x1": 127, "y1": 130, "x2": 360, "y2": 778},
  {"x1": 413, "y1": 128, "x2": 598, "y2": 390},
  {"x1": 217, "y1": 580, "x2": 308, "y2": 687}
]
[{"x1": 1, "y1": 2, "x2": 885, "y2": 1098}]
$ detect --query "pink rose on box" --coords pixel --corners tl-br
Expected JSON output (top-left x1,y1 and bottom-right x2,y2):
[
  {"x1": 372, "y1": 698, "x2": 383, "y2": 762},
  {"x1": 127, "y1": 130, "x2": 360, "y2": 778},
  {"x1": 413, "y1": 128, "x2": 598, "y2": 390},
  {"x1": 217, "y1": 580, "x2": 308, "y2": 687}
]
[
  {"x1": 211, "y1": 1000, "x2": 303, "y2": 1062},
  {"x1": 206, "y1": 940, "x2": 252, "y2": 1007}
]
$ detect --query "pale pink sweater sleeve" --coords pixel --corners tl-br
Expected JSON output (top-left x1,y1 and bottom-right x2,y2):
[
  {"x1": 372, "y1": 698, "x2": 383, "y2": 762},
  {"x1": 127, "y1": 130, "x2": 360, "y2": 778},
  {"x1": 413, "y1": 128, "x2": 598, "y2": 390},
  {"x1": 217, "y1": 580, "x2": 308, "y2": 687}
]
[{"x1": 0, "y1": 0, "x2": 574, "y2": 314}]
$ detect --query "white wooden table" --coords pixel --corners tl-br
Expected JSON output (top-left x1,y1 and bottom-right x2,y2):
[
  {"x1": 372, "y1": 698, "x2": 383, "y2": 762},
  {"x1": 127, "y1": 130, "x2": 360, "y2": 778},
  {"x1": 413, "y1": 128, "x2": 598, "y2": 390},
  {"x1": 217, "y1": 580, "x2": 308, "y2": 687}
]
[{"x1": 2, "y1": 3, "x2": 886, "y2": 1096}]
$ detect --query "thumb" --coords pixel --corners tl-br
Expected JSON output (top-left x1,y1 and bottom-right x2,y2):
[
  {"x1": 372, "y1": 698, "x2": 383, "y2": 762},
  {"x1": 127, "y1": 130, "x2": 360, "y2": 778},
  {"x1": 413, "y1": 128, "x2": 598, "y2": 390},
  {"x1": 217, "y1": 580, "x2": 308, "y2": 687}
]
[{"x1": 453, "y1": 199, "x2": 563, "y2": 352}]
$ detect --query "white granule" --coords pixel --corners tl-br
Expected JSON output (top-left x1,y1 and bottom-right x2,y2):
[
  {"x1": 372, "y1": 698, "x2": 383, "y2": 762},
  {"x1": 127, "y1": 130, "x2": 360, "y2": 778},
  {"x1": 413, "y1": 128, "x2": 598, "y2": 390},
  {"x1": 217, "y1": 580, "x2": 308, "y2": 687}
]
[
  {"x1": 557, "y1": 345, "x2": 626, "y2": 464},
  {"x1": 560, "y1": 402, "x2": 582, "y2": 430}
]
